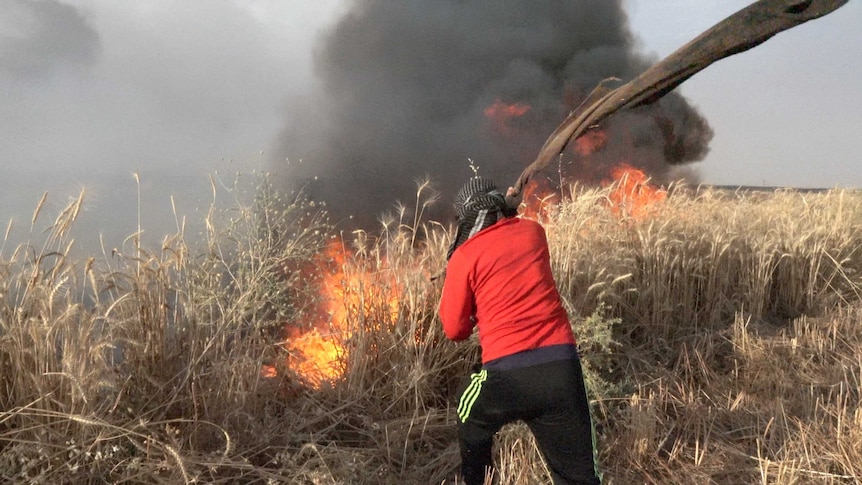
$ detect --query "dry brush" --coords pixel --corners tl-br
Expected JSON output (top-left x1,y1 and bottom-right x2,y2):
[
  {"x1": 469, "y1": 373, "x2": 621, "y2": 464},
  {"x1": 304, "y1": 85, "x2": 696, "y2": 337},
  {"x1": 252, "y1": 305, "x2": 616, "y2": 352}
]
[{"x1": 2, "y1": 178, "x2": 861, "y2": 484}]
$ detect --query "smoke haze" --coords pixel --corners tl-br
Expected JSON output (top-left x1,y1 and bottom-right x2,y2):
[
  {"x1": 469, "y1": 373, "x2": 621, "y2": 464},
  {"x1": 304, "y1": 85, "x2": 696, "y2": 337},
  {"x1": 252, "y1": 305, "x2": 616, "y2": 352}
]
[
  {"x1": 274, "y1": 0, "x2": 713, "y2": 227},
  {"x1": 1, "y1": 0, "x2": 100, "y2": 77},
  {"x1": 1, "y1": 0, "x2": 339, "y2": 251}
]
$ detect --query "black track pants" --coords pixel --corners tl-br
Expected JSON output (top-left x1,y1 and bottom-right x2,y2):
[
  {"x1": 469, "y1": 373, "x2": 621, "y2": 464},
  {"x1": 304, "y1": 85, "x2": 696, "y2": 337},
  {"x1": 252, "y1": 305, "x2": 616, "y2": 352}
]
[{"x1": 456, "y1": 357, "x2": 601, "y2": 485}]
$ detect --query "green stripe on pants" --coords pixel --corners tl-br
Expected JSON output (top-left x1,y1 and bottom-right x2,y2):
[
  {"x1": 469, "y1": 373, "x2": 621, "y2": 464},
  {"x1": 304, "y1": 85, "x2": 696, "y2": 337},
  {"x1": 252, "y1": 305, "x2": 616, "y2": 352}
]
[{"x1": 457, "y1": 369, "x2": 487, "y2": 423}]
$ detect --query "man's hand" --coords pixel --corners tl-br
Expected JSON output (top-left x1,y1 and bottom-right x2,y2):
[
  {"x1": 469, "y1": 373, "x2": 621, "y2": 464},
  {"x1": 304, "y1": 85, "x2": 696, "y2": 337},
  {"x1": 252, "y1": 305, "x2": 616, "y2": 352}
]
[{"x1": 505, "y1": 186, "x2": 522, "y2": 209}]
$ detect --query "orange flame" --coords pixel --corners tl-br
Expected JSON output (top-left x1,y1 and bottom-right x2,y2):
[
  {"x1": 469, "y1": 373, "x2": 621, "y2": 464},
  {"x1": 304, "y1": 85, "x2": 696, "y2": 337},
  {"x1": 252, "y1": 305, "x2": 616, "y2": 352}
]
[
  {"x1": 513, "y1": 122, "x2": 666, "y2": 219},
  {"x1": 269, "y1": 239, "x2": 403, "y2": 388},
  {"x1": 518, "y1": 129, "x2": 608, "y2": 219},
  {"x1": 260, "y1": 364, "x2": 277, "y2": 378},
  {"x1": 519, "y1": 179, "x2": 559, "y2": 221},
  {"x1": 604, "y1": 163, "x2": 667, "y2": 218},
  {"x1": 483, "y1": 98, "x2": 531, "y2": 121},
  {"x1": 279, "y1": 240, "x2": 349, "y2": 387},
  {"x1": 574, "y1": 129, "x2": 608, "y2": 157},
  {"x1": 484, "y1": 99, "x2": 531, "y2": 136},
  {"x1": 518, "y1": 163, "x2": 666, "y2": 222}
]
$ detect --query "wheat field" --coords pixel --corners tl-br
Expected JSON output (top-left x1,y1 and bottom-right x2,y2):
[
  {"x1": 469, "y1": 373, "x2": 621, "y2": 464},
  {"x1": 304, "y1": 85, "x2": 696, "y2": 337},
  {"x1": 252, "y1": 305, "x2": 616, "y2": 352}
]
[{"x1": 2, "y1": 175, "x2": 861, "y2": 484}]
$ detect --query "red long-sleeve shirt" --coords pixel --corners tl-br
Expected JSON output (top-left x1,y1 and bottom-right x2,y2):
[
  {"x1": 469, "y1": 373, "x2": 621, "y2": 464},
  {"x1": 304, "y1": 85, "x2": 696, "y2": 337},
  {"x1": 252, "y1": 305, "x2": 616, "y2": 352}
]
[{"x1": 439, "y1": 217, "x2": 576, "y2": 363}]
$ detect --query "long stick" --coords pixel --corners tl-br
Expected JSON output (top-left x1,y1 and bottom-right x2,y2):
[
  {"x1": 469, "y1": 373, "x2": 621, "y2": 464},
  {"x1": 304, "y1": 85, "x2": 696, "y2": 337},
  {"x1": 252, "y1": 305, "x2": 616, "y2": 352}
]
[{"x1": 508, "y1": 0, "x2": 848, "y2": 203}]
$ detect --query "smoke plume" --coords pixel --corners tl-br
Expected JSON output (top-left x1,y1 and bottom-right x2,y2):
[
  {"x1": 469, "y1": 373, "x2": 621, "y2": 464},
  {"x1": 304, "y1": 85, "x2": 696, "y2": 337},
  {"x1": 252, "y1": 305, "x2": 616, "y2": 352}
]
[
  {"x1": 273, "y1": 0, "x2": 713, "y2": 227},
  {"x1": 0, "y1": 0, "x2": 100, "y2": 78}
]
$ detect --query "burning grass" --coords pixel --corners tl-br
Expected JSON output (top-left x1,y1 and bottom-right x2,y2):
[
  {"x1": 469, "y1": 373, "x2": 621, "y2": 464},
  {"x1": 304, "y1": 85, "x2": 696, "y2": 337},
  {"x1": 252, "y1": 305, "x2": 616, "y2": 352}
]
[{"x1": 2, "y1": 175, "x2": 862, "y2": 484}]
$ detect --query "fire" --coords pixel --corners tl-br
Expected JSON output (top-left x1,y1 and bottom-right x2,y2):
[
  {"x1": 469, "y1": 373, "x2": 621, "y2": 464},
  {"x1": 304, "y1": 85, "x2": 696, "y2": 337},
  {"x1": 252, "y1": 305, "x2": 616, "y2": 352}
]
[
  {"x1": 604, "y1": 163, "x2": 667, "y2": 218},
  {"x1": 483, "y1": 98, "x2": 531, "y2": 121},
  {"x1": 518, "y1": 162, "x2": 667, "y2": 222},
  {"x1": 263, "y1": 96, "x2": 670, "y2": 384},
  {"x1": 574, "y1": 129, "x2": 608, "y2": 157},
  {"x1": 501, "y1": 116, "x2": 666, "y2": 220},
  {"x1": 480, "y1": 92, "x2": 671, "y2": 222},
  {"x1": 516, "y1": 126, "x2": 618, "y2": 219},
  {"x1": 269, "y1": 239, "x2": 403, "y2": 388},
  {"x1": 260, "y1": 364, "x2": 277, "y2": 378},
  {"x1": 484, "y1": 98, "x2": 531, "y2": 135},
  {"x1": 519, "y1": 179, "x2": 559, "y2": 221},
  {"x1": 280, "y1": 240, "x2": 348, "y2": 387}
]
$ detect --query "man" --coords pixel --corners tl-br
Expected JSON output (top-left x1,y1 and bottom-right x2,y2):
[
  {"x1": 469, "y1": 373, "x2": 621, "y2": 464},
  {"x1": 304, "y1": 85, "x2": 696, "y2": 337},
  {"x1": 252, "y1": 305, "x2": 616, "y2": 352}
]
[{"x1": 439, "y1": 177, "x2": 600, "y2": 485}]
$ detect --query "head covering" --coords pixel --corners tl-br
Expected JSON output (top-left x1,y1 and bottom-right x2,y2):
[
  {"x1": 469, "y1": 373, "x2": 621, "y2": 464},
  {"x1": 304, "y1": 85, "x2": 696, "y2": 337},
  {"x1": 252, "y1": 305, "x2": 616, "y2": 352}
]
[{"x1": 447, "y1": 177, "x2": 518, "y2": 260}]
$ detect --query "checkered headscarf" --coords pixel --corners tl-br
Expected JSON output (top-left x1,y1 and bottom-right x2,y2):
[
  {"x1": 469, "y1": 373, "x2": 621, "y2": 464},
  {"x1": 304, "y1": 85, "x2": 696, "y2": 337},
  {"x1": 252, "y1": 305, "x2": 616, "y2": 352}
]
[{"x1": 447, "y1": 177, "x2": 517, "y2": 260}]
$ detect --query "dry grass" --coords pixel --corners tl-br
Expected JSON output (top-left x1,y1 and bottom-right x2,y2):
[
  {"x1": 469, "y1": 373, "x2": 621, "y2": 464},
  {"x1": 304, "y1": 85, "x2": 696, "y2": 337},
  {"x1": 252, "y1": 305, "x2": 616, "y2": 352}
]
[{"x1": 2, "y1": 176, "x2": 862, "y2": 484}]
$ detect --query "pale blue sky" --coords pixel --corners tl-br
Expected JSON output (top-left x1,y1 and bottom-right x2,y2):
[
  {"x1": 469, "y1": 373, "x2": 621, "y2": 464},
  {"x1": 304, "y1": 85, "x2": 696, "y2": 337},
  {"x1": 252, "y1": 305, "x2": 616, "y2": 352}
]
[
  {"x1": 626, "y1": 0, "x2": 862, "y2": 187},
  {"x1": 1, "y1": 1, "x2": 859, "y2": 250}
]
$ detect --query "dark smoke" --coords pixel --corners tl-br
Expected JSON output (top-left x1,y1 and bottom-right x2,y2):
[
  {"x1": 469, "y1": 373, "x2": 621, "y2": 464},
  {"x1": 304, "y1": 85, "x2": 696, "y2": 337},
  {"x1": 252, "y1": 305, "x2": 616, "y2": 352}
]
[{"x1": 273, "y1": 0, "x2": 713, "y2": 227}]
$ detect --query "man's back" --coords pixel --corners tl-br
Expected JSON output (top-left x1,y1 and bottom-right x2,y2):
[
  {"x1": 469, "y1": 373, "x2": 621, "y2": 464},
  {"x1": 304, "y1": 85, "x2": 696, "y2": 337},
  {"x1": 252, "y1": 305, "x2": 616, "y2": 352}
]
[{"x1": 439, "y1": 217, "x2": 574, "y2": 363}]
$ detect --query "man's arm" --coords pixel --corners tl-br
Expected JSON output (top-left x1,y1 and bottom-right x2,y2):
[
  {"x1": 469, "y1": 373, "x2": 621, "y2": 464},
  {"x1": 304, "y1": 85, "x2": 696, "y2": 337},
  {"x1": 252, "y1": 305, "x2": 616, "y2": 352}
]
[{"x1": 438, "y1": 260, "x2": 475, "y2": 341}]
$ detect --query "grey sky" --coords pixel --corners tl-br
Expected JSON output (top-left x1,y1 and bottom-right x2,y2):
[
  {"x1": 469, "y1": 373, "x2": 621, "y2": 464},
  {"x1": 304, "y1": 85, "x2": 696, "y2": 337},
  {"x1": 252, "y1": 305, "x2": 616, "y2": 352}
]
[{"x1": 1, "y1": 0, "x2": 859, "y2": 253}]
